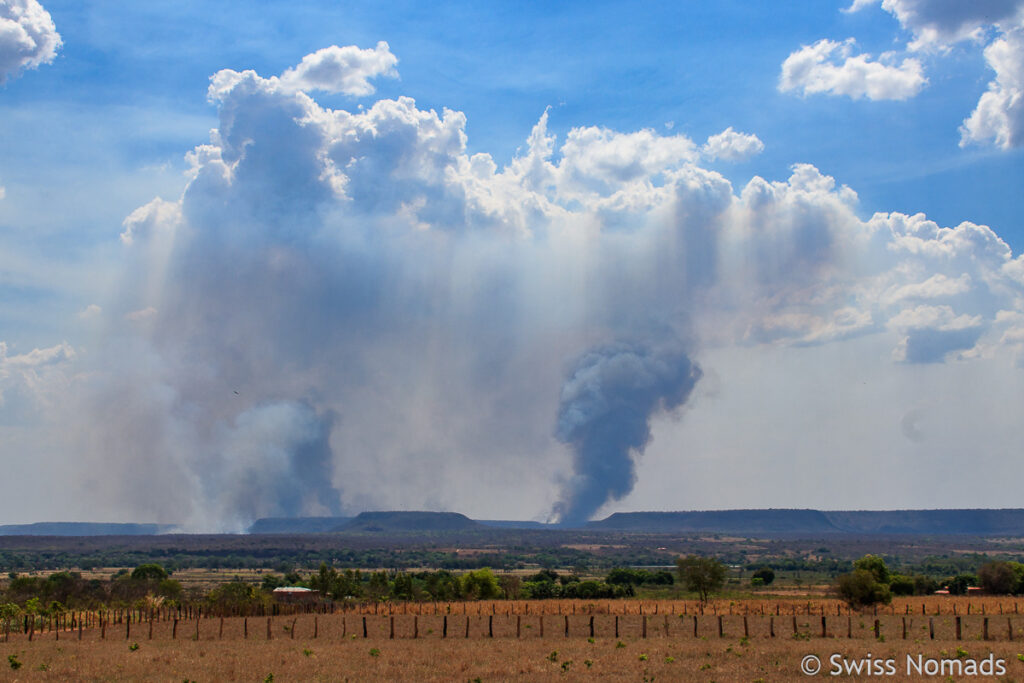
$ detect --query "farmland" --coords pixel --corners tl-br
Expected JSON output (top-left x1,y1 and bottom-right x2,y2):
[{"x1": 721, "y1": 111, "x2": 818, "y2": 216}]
[
  {"x1": 4, "y1": 526, "x2": 1024, "y2": 679},
  {"x1": 6, "y1": 600, "x2": 1024, "y2": 681}
]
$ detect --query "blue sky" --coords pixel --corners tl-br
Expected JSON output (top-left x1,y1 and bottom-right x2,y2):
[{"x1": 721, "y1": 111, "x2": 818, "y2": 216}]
[{"x1": 1, "y1": 0, "x2": 1024, "y2": 528}]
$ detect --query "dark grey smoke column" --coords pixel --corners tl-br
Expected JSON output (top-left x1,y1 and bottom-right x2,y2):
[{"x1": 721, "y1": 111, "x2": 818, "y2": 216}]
[{"x1": 553, "y1": 342, "x2": 702, "y2": 526}]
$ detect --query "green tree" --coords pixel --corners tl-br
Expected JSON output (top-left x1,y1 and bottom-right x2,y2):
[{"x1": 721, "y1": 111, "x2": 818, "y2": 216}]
[
  {"x1": 309, "y1": 563, "x2": 339, "y2": 596},
  {"x1": 460, "y1": 568, "x2": 500, "y2": 600},
  {"x1": 853, "y1": 555, "x2": 890, "y2": 584},
  {"x1": 498, "y1": 574, "x2": 522, "y2": 600},
  {"x1": 835, "y1": 569, "x2": 892, "y2": 608},
  {"x1": 945, "y1": 574, "x2": 977, "y2": 595},
  {"x1": 390, "y1": 573, "x2": 414, "y2": 601},
  {"x1": 977, "y1": 562, "x2": 1018, "y2": 595},
  {"x1": 889, "y1": 574, "x2": 915, "y2": 596},
  {"x1": 0, "y1": 603, "x2": 20, "y2": 635},
  {"x1": 130, "y1": 564, "x2": 169, "y2": 581},
  {"x1": 675, "y1": 555, "x2": 726, "y2": 604},
  {"x1": 751, "y1": 567, "x2": 775, "y2": 586}
]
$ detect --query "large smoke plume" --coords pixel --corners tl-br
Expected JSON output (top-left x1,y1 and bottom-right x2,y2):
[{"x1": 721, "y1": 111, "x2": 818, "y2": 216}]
[{"x1": 553, "y1": 342, "x2": 702, "y2": 525}]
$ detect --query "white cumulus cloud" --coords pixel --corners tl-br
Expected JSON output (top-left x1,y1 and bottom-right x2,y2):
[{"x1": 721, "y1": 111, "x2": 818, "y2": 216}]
[
  {"x1": 0, "y1": 0, "x2": 60, "y2": 83},
  {"x1": 848, "y1": 0, "x2": 1024, "y2": 50},
  {"x1": 278, "y1": 41, "x2": 397, "y2": 96},
  {"x1": 701, "y1": 127, "x2": 765, "y2": 162},
  {"x1": 960, "y1": 26, "x2": 1024, "y2": 148},
  {"x1": 779, "y1": 38, "x2": 927, "y2": 100}
]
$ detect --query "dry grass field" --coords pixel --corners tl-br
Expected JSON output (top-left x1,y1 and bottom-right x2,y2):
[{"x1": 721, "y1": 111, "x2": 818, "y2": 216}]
[{"x1": 6, "y1": 599, "x2": 1024, "y2": 681}]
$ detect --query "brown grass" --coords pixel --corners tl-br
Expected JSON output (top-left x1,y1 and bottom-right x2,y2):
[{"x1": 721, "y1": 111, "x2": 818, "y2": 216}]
[{"x1": 6, "y1": 601, "x2": 1024, "y2": 681}]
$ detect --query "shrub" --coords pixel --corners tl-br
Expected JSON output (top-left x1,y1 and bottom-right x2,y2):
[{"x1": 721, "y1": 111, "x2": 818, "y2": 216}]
[
  {"x1": 889, "y1": 574, "x2": 915, "y2": 596},
  {"x1": 978, "y1": 562, "x2": 1019, "y2": 595},
  {"x1": 836, "y1": 569, "x2": 892, "y2": 608},
  {"x1": 853, "y1": 555, "x2": 890, "y2": 584}
]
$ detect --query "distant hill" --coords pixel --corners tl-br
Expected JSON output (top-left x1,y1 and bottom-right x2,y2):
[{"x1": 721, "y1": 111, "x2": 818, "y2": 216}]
[
  {"x1": 588, "y1": 509, "x2": 1024, "y2": 535},
  {"x1": 247, "y1": 517, "x2": 353, "y2": 534},
  {"x1": 476, "y1": 519, "x2": 550, "y2": 529},
  {"x1": 589, "y1": 510, "x2": 839, "y2": 534},
  {"x1": 336, "y1": 511, "x2": 483, "y2": 533},
  {"x1": 0, "y1": 522, "x2": 174, "y2": 536},
  {"x1": 823, "y1": 509, "x2": 1024, "y2": 535}
]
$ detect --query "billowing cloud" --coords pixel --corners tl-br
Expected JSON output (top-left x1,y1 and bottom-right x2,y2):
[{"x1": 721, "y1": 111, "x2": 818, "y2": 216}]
[
  {"x1": 779, "y1": 38, "x2": 927, "y2": 100},
  {"x1": 278, "y1": 41, "x2": 398, "y2": 96},
  {"x1": 0, "y1": 0, "x2": 61, "y2": 83},
  {"x1": 26, "y1": 44, "x2": 1024, "y2": 529},
  {"x1": 701, "y1": 127, "x2": 764, "y2": 162},
  {"x1": 960, "y1": 26, "x2": 1024, "y2": 148},
  {"x1": 848, "y1": 0, "x2": 1024, "y2": 50}
]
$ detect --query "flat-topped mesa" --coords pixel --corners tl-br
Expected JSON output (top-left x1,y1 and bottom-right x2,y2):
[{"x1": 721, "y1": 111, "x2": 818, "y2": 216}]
[{"x1": 335, "y1": 511, "x2": 483, "y2": 533}]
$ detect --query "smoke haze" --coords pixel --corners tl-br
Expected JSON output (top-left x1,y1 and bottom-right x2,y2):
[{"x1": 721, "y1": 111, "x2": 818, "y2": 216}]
[{"x1": 4, "y1": 32, "x2": 1024, "y2": 529}]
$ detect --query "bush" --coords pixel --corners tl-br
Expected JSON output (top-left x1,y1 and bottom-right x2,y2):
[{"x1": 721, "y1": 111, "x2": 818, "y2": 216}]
[
  {"x1": 945, "y1": 574, "x2": 978, "y2": 596},
  {"x1": 889, "y1": 574, "x2": 915, "y2": 596},
  {"x1": 752, "y1": 567, "x2": 775, "y2": 585},
  {"x1": 131, "y1": 564, "x2": 169, "y2": 581},
  {"x1": 460, "y1": 568, "x2": 500, "y2": 600},
  {"x1": 978, "y1": 562, "x2": 1022, "y2": 595},
  {"x1": 853, "y1": 555, "x2": 890, "y2": 584},
  {"x1": 836, "y1": 569, "x2": 892, "y2": 608}
]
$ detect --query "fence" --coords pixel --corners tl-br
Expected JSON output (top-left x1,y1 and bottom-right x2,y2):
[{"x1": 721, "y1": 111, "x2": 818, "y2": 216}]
[{"x1": 4, "y1": 599, "x2": 1024, "y2": 643}]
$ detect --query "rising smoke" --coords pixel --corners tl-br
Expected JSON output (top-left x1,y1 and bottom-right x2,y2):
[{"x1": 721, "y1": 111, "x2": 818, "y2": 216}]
[{"x1": 553, "y1": 342, "x2": 702, "y2": 525}]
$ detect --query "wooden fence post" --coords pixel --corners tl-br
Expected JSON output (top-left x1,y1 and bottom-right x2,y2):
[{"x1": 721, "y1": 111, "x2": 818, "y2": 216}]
[
  {"x1": 955, "y1": 616, "x2": 962, "y2": 640},
  {"x1": 873, "y1": 619, "x2": 880, "y2": 640}
]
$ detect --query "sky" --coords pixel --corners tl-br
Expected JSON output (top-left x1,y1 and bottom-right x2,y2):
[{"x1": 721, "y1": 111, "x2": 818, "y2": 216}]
[{"x1": 1, "y1": 0, "x2": 1023, "y2": 530}]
